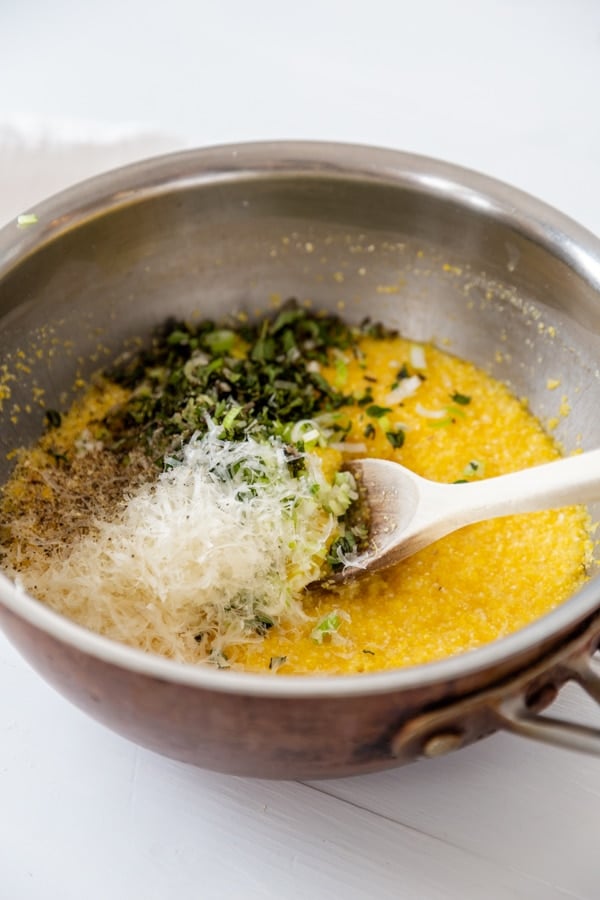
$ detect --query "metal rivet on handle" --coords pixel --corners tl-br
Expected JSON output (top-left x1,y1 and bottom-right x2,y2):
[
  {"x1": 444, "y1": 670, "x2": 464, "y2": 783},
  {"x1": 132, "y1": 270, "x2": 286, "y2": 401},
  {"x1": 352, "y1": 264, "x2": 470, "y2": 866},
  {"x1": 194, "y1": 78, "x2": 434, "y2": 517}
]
[{"x1": 422, "y1": 731, "x2": 464, "y2": 758}]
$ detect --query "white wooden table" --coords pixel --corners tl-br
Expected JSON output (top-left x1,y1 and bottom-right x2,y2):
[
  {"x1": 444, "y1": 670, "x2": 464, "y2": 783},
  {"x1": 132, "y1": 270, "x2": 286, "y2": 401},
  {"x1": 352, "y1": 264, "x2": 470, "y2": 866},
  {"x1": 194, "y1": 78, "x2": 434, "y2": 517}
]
[{"x1": 2, "y1": 2, "x2": 600, "y2": 897}]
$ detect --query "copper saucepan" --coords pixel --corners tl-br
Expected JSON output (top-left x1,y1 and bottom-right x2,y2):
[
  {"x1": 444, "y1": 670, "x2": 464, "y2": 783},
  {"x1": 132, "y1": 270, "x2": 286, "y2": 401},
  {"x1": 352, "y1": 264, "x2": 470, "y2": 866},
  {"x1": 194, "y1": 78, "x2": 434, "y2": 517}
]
[{"x1": 1, "y1": 142, "x2": 600, "y2": 778}]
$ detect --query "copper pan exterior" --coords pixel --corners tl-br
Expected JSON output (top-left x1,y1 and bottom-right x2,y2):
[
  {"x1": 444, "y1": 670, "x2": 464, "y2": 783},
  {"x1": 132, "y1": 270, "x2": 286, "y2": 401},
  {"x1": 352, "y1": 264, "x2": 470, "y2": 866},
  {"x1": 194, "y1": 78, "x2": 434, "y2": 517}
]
[{"x1": 1, "y1": 142, "x2": 600, "y2": 777}]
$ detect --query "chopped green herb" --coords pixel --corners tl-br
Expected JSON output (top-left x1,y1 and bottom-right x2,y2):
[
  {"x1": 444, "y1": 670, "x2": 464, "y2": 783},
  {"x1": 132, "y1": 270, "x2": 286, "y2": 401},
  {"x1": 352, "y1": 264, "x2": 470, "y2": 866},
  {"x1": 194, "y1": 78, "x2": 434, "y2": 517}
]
[
  {"x1": 386, "y1": 430, "x2": 405, "y2": 449},
  {"x1": 220, "y1": 404, "x2": 242, "y2": 437},
  {"x1": 366, "y1": 404, "x2": 392, "y2": 419},
  {"x1": 327, "y1": 533, "x2": 358, "y2": 570},
  {"x1": 357, "y1": 392, "x2": 374, "y2": 407},
  {"x1": 451, "y1": 392, "x2": 471, "y2": 405},
  {"x1": 463, "y1": 460, "x2": 484, "y2": 477},
  {"x1": 203, "y1": 329, "x2": 236, "y2": 354},
  {"x1": 251, "y1": 613, "x2": 275, "y2": 635},
  {"x1": 44, "y1": 409, "x2": 62, "y2": 429},
  {"x1": 269, "y1": 655, "x2": 287, "y2": 670},
  {"x1": 47, "y1": 448, "x2": 68, "y2": 464},
  {"x1": 362, "y1": 319, "x2": 394, "y2": 339},
  {"x1": 270, "y1": 307, "x2": 306, "y2": 333},
  {"x1": 106, "y1": 302, "x2": 365, "y2": 456},
  {"x1": 363, "y1": 423, "x2": 376, "y2": 439},
  {"x1": 166, "y1": 329, "x2": 191, "y2": 346}
]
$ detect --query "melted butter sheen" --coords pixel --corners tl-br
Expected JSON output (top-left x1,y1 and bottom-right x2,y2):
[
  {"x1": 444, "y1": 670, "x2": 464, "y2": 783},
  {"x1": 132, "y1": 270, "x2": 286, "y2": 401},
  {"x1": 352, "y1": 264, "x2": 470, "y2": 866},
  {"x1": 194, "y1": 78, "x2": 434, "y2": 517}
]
[{"x1": 230, "y1": 335, "x2": 591, "y2": 674}]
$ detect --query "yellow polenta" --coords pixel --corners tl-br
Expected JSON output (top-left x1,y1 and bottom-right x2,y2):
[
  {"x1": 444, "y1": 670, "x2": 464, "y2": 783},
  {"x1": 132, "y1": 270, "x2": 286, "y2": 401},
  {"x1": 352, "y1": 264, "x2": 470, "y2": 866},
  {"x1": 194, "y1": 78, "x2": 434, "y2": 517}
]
[
  {"x1": 0, "y1": 327, "x2": 591, "y2": 676},
  {"x1": 230, "y1": 335, "x2": 591, "y2": 674}
]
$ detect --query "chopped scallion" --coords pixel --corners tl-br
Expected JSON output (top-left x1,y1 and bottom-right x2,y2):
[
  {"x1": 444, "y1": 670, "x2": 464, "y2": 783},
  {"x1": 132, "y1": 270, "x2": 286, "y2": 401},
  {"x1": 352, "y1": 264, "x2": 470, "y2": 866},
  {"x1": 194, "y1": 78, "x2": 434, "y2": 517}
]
[
  {"x1": 311, "y1": 612, "x2": 342, "y2": 643},
  {"x1": 17, "y1": 213, "x2": 38, "y2": 228}
]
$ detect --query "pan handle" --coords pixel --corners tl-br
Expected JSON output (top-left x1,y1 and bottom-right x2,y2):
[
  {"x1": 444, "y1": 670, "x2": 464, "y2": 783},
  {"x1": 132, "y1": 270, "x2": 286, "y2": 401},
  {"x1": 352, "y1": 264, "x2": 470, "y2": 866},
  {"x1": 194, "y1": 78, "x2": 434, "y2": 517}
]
[
  {"x1": 495, "y1": 651, "x2": 600, "y2": 756},
  {"x1": 390, "y1": 619, "x2": 600, "y2": 762}
]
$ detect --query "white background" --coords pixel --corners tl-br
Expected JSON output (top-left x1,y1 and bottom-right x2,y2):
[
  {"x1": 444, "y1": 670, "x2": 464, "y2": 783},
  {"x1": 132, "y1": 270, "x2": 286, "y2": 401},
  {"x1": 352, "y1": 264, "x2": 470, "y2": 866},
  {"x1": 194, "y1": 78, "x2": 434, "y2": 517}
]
[{"x1": 2, "y1": 2, "x2": 600, "y2": 898}]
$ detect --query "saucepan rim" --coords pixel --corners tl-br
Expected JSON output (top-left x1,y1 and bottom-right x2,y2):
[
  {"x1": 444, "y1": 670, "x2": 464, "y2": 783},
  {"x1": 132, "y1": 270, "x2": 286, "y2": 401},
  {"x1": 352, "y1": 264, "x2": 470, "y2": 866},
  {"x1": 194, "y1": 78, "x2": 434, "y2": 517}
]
[{"x1": 1, "y1": 139, "x2": 600, "y2": 700}]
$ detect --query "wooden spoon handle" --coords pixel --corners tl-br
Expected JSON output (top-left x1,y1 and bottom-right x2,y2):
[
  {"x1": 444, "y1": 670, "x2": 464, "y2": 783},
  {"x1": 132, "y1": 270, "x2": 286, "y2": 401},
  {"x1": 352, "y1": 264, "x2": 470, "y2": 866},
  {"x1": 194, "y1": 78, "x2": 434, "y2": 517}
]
[{"x1": 437, "y1": 448, "x2": 600, "y2": 528}]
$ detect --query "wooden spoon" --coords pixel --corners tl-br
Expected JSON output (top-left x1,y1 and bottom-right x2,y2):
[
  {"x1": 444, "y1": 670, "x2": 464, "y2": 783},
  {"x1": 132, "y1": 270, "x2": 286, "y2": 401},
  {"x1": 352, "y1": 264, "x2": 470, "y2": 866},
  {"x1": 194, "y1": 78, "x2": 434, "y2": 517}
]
[{"x1": 337, "y1": 450, "x2": 600, "y2": 577}]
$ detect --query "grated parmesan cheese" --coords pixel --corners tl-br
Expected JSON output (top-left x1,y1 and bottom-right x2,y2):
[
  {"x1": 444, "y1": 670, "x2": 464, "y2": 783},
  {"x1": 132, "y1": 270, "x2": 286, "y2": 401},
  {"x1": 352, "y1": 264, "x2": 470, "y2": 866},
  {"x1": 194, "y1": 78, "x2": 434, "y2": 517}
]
[{"x1": 12, "y1": 423, "x2": 356, "y2": 663}]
